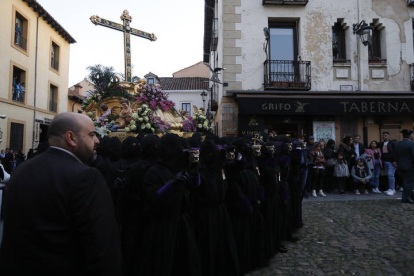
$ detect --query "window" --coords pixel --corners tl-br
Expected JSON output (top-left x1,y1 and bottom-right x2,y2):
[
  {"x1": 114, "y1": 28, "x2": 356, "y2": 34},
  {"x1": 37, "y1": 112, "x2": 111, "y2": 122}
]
[
  {"x1": 264, "y1": 20, "x2": 311, "y2": 90},
  {"x1": 49, "y1": 84, "x2": 58, "y2": 113},
  {"x1": 11, "y1": 65, "x2": 27, "y2": 104},
  {"x1": 332, "y1": 22, "x2": 346, "y2": 62},
  {"x1": 369, "y1": 21, "x2": 386, "y2": 63},
  {"x1": 147, "y1": 78, "x2": 154, "y2": 84},
  {"x1": 182, "y1": 103, "x2": 191, "y2": 116},
  {"x1": 50, "y1": 41, "x2": 60, "y2": 72},
  {"x1": 13, "y1": 10, "x2": 28, "y2": 52},
  {"x1": 9, "y1": 122, "x2": 24, "y2": 152}
]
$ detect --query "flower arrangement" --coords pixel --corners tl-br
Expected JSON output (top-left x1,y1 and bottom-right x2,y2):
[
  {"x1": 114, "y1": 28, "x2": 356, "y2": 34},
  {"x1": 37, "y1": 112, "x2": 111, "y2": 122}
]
[
  {"x1": 86, "y1": 111, "x2": 115, "y2": 138},
  {"x1": 182, "y1": 109, "x2": 212, "y2": 134},
  {"x1": 135, "y1": 84, "x2": 175, "y2": 112},
  {"x1": 124, "y1": 104, "x2": 171, "y2": 135}
]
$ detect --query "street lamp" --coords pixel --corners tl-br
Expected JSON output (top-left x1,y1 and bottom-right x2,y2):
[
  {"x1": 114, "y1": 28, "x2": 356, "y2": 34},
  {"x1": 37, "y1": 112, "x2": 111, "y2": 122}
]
[
  {"x1": 200, "y1": 91, "x2": 207, "y2": 110},
  {"x1": 353, "y1": 20, "x2": 374, "y2": 46}
]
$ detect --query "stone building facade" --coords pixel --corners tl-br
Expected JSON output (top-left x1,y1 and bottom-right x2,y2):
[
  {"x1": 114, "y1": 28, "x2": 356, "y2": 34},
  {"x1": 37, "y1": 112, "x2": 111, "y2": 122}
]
[
  {"x1": 0, "y1": 0, "x2": 75, "y2": 152},
  {"x1": 204, "y1": 0, "x2": 414, "y2": 144}
]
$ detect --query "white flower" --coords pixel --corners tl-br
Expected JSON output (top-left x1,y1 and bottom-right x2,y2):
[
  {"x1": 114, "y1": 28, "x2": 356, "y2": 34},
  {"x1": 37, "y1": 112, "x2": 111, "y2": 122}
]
[
  {"x1": 146, "y1": 123, "x2": 151, "y2": 129},
  {"x1": 144, "y1": 116, "x2": 149, "y2": 122},
  {"x1": 125, "y1": 127, "x2": 131, "y2": 132},
  {"x1": 130, "y1": 125, "x2": 137, "y2": 130},
  {"x1": 138, "y1": 117, "x2": 144, "y2": 122},
  {"x1": 129, "y1": 120, "x2": 135, "y2": 125},
  {"x1": 198, "y1": 124, "x2": 202, "y2": 129},
  {"x1": 137, "y1": 108, "x2": 142, "y2": 112},
  {"x1": 151, "y1": 127, "x2": 155, "y2": 132},
  {"x1": 132, "y1": 113, "x2": 139, "y2": 119},
  {"x1": 141, "y1": 123, "x2": 146, "y2": 129}
]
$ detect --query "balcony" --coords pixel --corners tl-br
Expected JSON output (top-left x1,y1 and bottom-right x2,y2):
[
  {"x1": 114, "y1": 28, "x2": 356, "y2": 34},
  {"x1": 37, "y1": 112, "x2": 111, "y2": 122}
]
[
  {"x1": 211, "y1": 18, "x2": 218, "y2": 51},
  {"x1": 264, "y1": 60, "x2": 311, "y2": 90},
  {"x1": 209, "y1": 83, "x2": 219, "y2": 112},
  {"x1": 408, "y1": 0, "x2": 414, "y2": 6},
  {"x1": 14, "y1": 32, "x2": 27, "y2": 51},
  {"x1": 263, "y1": 0, "x2": 308, "y2": 5}
]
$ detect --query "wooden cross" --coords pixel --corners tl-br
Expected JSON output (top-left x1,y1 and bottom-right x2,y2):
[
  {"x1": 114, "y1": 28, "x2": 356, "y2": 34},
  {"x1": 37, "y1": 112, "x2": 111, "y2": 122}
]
[{"x1": 90, "y1": 10, "x2": 157, "y2": 83}]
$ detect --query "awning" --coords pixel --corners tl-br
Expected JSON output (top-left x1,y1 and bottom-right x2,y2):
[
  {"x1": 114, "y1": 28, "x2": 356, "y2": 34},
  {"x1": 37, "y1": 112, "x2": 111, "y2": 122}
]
[{"x1": 228, "y1": 91, "x2": 414, "y2": 115}]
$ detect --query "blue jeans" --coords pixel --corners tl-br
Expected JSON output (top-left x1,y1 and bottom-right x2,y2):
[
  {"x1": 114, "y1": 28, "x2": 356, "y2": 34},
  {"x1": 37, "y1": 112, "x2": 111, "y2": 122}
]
[
  {"x1": 383, "y1": 161, "x2": 396, "y2": 190},
  {"x1": 370, "y1": 159, "x2": 381, "y2": 188}
]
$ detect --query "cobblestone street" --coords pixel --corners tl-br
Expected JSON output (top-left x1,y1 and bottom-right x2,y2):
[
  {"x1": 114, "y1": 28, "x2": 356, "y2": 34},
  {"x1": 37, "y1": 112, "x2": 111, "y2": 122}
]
[{"x1": 247, "y1": 197, "x2": 414, "y2": 276}]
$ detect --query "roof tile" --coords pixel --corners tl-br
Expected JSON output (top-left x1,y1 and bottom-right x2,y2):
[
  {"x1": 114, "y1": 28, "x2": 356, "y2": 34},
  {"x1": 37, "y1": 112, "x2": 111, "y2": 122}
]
[{"x1": 159, "y1": 77, "x2": 209, "y2": 91}]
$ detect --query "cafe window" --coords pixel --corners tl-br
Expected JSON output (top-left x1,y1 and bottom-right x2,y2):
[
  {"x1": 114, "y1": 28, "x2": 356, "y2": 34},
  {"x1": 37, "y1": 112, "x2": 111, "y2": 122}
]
[
  {"x1": 49, "y1": 83, "x2": 58, "y2": 113},
  {"x1": 50, "y1": 40, "x2": 60, "y2": 72},
  {"x1": 332, "y1": 21, "x2": 347, "y2": 62},
  {"x1": 369, "y1": 21, "x2": 387, "y2": 63},
  {"x1": 11, "y1": 64, "x2": 27, "y2": 104},
  {"x1": 12, "y1": 8, "x2": 29, "y2": 53}
]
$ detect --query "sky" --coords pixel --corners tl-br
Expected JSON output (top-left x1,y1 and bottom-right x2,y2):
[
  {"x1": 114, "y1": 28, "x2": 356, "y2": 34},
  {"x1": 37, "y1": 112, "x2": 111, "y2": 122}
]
[{"x1": 37, "y1": 0, "x2": 205, "y2": 87}]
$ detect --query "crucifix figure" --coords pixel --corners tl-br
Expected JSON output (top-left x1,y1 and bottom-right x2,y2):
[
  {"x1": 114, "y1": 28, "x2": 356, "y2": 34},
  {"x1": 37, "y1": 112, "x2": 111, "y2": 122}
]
[{"x1": 90, "y1": 10, "x2": 157, "y2": 83}]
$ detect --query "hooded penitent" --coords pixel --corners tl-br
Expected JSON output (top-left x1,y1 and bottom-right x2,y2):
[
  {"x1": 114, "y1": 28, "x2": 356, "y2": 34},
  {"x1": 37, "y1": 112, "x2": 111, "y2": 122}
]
[
  {"x1": 139, "y1": 134, "x2": 160, "y2": 162},
  {"x1": 200, "y1": 139, "x2": 221, "y2": 173},
  {"x1": 159, "y1": 133, "x2": 185, "y2": 173}
]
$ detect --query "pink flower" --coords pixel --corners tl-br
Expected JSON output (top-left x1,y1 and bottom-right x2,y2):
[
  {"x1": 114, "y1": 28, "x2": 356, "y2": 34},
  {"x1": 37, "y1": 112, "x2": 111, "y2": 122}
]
[{"x1": 150, "y1": 99, "x2": 157, "y2": 109}]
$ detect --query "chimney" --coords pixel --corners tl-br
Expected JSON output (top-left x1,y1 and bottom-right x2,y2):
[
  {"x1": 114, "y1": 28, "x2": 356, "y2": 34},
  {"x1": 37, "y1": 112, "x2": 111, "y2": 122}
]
[{"x1": 74, "y1": 84, "x2": 82, "y2": 95}]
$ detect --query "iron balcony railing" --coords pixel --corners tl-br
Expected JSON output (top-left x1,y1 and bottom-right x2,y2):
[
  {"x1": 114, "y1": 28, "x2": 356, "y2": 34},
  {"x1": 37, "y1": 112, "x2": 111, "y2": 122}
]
[
  {"x1": 14, "y1": 32, "x2": 27, "y2": 51},
  {"x1": 209, "y1": 83, "x2": 219, "y2": 112},
  {"x1": 263, "y1": 0, "x2": 308, "y2": 5},
  {"x1": 211, "y1": 18, "x2": 218, "y2": 51},
  {"x1": 51, "y1": 58, "x2": 59, "y2": 71},
  {"x1": 49, "y1": 101, "x2": 58, "y2": 113},
  {"x1": 410, "y1": 63, "x2": 414, "y2": 91},
  {"x1": 264, "y1": 60, "x2": 311, "y2": 90}
]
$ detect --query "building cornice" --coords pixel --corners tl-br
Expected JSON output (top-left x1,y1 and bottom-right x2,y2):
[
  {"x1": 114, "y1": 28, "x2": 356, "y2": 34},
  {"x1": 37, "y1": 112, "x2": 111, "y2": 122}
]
[{"x1": 22, "y1": 0, "x2": 76, "y2": 44}]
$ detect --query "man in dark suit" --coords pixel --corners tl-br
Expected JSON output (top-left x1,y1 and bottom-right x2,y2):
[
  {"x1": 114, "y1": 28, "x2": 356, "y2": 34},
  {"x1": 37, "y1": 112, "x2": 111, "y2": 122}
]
[
  {"x1": 395, "y1": 129, "x2": 414, "y2": 203},
  {"x1": 353, "y1": 135, "x2": 365, "y2": 160},
  {"x1": 0, "y1": 113, "x2": 122, "y2": 275}
]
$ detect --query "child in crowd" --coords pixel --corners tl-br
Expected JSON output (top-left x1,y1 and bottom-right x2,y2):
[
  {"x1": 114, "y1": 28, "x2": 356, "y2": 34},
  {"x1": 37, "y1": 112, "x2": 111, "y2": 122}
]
[{"x1": 333, "y1": 151, "x2": 349, "y2": 194}]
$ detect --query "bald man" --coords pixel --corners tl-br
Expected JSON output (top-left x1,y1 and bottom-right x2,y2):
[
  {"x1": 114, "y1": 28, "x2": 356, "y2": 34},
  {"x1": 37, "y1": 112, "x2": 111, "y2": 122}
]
[{"x1": 0, "y1": 113, "x2": 122, "y2": 275}]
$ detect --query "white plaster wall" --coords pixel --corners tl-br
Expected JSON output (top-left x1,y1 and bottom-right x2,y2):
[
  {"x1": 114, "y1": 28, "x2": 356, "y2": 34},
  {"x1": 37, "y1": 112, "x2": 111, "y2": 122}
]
[
  {"x1": 166, "y1": 90, "x2": 206, "y2": 117},
  {"x1": 229, "y1": 0, "x2": 414, "y2": 92}
]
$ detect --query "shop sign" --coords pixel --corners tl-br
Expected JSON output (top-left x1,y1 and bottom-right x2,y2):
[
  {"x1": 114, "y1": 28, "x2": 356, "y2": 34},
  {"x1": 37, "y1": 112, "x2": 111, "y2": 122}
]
[{"x1": 238, "y1": 98, "x2": 414, "y2": 115}]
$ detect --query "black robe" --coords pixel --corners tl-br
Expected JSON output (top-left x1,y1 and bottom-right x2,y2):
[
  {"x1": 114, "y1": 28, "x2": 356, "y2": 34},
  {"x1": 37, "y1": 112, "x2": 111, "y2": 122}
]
[
  {"x1": 258, "y1": 156, "x2": 280, "y2": 258},
  {"x1": 121, "y1": 159, "x2": 151, "y2": 276},
  {"x1": 227, "y1": 158, "x2": 265, "y2": 273},
  {"x1": 191, "y1": 163, "x2": 240, "y2": 276},
  {"x1": 139, "y1": 162, "x2": 201, "y2": 276},
  {"x1": 290, "y1": 150, "x2": 304, "y2": 230}
]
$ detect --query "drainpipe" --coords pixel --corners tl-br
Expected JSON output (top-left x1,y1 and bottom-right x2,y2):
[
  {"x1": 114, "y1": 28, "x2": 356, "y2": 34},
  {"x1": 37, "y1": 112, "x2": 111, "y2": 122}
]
[
  {"x1": 357, "y1": 0, "x2": 363, "y2": 92},
  {"x1": 32, "y1": 15, "x2": 40, "y2": 151},
  {"x1": 72, "y1": 101, "x2": 77, "y2": 112}
]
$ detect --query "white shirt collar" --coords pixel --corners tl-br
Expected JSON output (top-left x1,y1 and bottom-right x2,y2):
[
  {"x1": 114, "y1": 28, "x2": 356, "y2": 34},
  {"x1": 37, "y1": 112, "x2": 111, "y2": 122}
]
[{"x1": 50, "y1": 146, "x2": 83, "y2": 164}]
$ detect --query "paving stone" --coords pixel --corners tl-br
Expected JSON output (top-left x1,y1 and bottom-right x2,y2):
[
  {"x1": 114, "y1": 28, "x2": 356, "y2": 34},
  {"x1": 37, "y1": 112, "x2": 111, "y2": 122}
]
[{"x1": 246, "y1": 199, "x2": 414, "y2": 276}]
